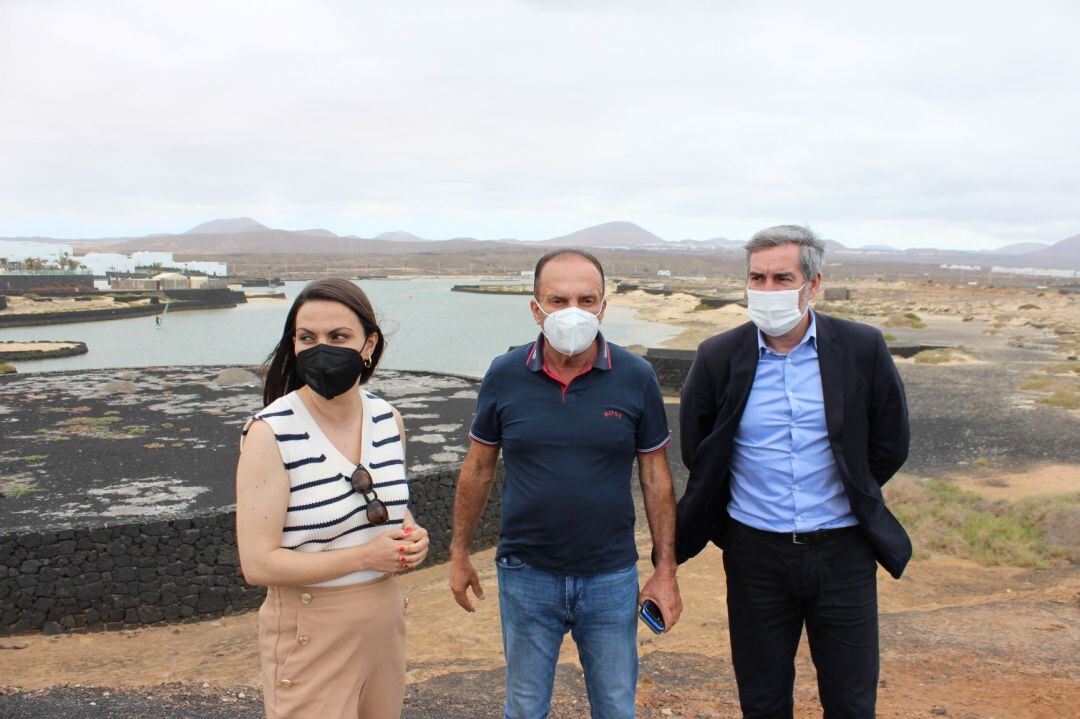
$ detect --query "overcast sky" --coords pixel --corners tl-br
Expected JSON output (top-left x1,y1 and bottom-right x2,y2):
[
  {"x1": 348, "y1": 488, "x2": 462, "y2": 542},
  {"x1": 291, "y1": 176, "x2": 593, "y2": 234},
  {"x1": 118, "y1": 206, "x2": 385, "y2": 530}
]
[{"x1": 1, "y1": 0, "x2": 1077, "y2": 249}]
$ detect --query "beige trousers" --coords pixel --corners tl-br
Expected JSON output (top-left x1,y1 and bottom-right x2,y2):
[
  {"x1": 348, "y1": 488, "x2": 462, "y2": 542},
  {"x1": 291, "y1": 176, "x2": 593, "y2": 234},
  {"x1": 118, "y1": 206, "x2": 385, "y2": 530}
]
[{"x1": 258, "y1": 575, "x2": 406, "y2": 719}]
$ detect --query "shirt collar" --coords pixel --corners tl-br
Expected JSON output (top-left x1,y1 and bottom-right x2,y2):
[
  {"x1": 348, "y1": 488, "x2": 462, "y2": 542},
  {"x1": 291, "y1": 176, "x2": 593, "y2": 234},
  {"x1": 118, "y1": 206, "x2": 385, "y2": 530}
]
[
  {"x1": 757, "y1": 309, "x2": 818, "y2": 356},
  {"x1": 526, "y1": 331, "x2": 613, "y2": 372}
]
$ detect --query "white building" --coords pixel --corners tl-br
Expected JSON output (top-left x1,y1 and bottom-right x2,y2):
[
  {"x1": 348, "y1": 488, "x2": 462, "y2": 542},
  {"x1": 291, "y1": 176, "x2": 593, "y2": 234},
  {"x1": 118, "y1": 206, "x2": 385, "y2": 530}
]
[
  {"x1": 176, "y1": 260, "x2": 227, "y2": 276},
  {"x1": 0, "y1": 242, "x2": 227, "y2": 276},
  {"x1": 76, "y1": 251, "x2": 227, "y2": 277},
  {"x1": 0, "y1": 240, "x2": 75, "y2": 265},
  {"x1": 991, "y1": 265, "x2": 1079, "y2": 279},
  {"x1": 78, "y1": 253, "x2": 139, "y2": 274},
  {"x1": 131, "y1": 251, "x2": 176, "y2": 267}
]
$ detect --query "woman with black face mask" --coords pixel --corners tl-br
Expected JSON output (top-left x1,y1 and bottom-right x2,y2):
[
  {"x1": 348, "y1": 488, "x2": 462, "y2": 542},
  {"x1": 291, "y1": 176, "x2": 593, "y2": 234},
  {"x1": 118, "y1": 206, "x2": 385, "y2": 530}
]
[{"x1": 236, "y1": 278, "x2": 430, "y2": 719}]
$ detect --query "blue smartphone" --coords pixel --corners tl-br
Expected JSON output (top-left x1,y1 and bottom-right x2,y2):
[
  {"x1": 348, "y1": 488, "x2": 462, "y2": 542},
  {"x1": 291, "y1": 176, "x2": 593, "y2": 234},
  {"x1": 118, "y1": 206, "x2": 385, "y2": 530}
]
[{"x1": 639, "y1": 599, "x2": 665, "y2": 634}]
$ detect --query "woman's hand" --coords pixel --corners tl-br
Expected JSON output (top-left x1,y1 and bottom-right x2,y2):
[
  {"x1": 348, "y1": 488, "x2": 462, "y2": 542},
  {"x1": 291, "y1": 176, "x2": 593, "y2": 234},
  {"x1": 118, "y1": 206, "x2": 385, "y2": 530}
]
[
  {"x1": 360, "y1": 528, "x2": 415, "y2": 574},
  {"x1": 399, "y1": 522, "x2": 430, "y2": 570}
]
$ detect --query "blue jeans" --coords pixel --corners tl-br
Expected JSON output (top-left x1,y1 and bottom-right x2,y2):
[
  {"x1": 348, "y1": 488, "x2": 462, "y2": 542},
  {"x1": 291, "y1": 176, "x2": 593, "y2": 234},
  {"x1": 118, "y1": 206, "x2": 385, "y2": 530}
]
[{"x1": 496, "y1": 555, "x2": 639, "y2": 719}]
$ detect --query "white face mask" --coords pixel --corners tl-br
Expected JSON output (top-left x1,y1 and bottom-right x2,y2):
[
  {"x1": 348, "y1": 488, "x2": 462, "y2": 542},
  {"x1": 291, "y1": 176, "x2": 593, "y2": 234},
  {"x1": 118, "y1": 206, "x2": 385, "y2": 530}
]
[
  {"x1": 746, "y1": 284, "x2": 809, "y2": 337},
  {"x1": 536, "y1": 304, "x2": 602, "y2": 356}
]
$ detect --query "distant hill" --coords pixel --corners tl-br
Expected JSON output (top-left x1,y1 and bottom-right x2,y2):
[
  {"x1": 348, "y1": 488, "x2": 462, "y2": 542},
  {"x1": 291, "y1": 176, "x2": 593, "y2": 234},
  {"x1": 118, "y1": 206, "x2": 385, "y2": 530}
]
[
  {"x1": 544, "y1": 221, "x2": 664, "y2": 247},
  {"x1": 109, "y1": 231, "x2": 356, "y2": 254},
  {"x1": 673, "y1": 237, "x2": 742, "y2": 250},
  {"x1": 7, "y1": 219, "x2": 1079, "y2": 271},
  {"x1": 375, "y1": 231, "x2": 428, "y2": 243},
  {"x1": 992, "y1": 242, "x2": 1050, "y2": 255},
  {"x1": 1017, "y1": 233, "x2": 1080, "y2": 268},
  {"x1": 100, "y1": 230, "x2": 519, "y2": 256},
  {"x1": 185, "y1": 217, "x2": 270, "y2": 234}
]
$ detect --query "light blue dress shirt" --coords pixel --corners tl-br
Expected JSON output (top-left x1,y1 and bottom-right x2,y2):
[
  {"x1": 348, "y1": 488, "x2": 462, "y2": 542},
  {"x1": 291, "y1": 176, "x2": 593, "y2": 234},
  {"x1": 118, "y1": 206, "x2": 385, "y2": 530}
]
[{"x1": 728, "y1": 311, "x2": 857, "y2": 533}]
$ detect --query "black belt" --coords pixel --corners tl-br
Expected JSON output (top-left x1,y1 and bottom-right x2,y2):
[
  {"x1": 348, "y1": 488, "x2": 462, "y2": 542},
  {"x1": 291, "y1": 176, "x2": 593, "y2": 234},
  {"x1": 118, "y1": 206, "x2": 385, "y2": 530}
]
[{"x1": 736, "y1": 521, "x2": 859, "y2": 546}]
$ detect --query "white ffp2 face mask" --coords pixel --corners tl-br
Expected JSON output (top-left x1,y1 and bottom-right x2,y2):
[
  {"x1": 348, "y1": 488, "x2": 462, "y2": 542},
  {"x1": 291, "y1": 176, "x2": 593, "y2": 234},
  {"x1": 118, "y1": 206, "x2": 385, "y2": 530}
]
[
  {"x1": 746, "y1": 284, "x2": 809, "y2": 337},
  {"x1": 537, "y1": 304, "x2": 602, "y2": 356}
]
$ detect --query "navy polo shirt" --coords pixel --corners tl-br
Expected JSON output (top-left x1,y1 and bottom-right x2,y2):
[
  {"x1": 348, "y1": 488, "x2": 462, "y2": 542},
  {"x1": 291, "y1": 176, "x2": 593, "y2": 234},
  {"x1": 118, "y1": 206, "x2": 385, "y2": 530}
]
[{"x1": 469, "y1": 332, "x2": 671, "y2": 576}]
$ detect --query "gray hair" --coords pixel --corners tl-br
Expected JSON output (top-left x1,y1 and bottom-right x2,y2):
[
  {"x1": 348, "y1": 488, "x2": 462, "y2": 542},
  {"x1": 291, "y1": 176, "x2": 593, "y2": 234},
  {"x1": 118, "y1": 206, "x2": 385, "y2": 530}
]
[{"x1": 743, "y1": 225, "x2": 825, "y2": 281}]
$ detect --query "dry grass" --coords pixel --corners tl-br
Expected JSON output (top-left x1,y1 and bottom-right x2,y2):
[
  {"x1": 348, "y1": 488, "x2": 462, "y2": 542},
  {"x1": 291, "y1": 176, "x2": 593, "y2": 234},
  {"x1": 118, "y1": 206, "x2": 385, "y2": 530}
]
[
  {"x1": 884, "y1": 312, "x2": 927, "y2": 329},
  {"x1": 886, "y1": 476, "x2": 1079, "y2": 568},
  {"x1": 1042, "y1": 363, "x2": 1080, "y2": 375},
  {"x1": 913, "y1": 348, "x2": 973, "y2": 364},
  {"x1": 1020, "y1": 370, "x2": 1080, "y2": 410}
]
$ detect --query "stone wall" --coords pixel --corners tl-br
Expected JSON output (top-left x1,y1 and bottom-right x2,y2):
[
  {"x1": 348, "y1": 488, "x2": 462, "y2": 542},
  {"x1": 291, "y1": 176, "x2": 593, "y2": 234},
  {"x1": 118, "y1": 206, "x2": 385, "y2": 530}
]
[
  {"x1": 0, "y1": 466, "x2": 503, "y2": 635},
  {"x1": 643, "y1": 348, "x2": 696, "y2": 395},
  {"x1": 0, "y1": 341, "x2": 89, "y2": 362},
  {"x1": 161, "y1": 288, "x2": 246, "y2": 305},
  {"x1": 0, "y1": 274, "x2": 95, "y2": 292},
  {"x1": 823, "y1": 287, "x2": 852, "y2": 301},
  {"x1": 0, "y1": 296, "x2": 243, "y2": 329},
  {"x1": 695, "y1": 296, "x2": 742, "y2": 309}
]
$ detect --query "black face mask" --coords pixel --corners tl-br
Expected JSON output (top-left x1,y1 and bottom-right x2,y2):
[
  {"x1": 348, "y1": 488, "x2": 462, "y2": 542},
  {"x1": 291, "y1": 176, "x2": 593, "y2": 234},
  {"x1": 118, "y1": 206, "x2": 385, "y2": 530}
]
[{"x1": 296, "y1": 344, "x2": 366, "y2": 400}]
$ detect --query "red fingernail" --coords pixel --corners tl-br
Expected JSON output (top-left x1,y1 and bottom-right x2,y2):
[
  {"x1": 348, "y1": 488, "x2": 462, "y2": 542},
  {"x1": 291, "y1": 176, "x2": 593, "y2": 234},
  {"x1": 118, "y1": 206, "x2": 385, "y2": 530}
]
[
  {"x1": 404, "y1": 565, "x2": 411, "y2": 569},
  {"x1": 404, "y1": 527, "x2": 413, "y2": 533},
  {"x1": 399, "y1": 547, "x2": 405, "y2": 552}
]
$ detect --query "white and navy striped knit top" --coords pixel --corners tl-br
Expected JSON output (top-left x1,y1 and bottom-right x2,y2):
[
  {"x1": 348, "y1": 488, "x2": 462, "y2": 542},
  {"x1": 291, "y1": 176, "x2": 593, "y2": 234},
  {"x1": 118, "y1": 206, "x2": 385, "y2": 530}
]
[{"x1": 242, "y1": 388, "x2": 410, "y2": 587}]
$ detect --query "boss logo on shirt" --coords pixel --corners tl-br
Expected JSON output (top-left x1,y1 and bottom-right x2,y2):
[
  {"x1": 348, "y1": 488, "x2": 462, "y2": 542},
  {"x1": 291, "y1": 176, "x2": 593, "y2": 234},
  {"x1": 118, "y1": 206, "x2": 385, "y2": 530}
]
[{"x1": 603, "y1": 409, "x2": 624, "y2": 420}]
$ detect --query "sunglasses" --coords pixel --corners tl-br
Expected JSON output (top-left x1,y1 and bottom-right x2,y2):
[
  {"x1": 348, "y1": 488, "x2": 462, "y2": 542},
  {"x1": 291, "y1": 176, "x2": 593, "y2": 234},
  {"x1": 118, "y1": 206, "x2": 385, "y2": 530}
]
[{"x1": 349, "y1": 465, "x2": 389, "y2": 525}]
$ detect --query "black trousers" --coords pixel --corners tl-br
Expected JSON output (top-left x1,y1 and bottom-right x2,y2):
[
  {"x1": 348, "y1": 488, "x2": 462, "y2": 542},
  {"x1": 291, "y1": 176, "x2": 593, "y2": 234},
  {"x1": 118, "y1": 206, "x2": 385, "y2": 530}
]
[{"x1": 722, "y1": 521, "x2": 879, "y2": 719}]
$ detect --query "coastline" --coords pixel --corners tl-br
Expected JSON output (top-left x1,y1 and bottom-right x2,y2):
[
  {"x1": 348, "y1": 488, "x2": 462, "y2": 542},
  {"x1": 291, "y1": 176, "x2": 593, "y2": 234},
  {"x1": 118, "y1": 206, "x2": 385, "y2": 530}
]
[
  {"x1": 0, "y1": 341, "x2": 88, "y2": 362},
  {"x1": 606, "y1": 289, "x2": 747, "y2": 350}
]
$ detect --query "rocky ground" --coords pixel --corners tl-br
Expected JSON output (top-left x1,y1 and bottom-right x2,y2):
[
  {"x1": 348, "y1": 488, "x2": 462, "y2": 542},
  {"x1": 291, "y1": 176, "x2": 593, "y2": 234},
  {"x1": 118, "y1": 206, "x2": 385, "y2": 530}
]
[{"x1": 0, "y1": 367, "x2": 481, "y2": 533}]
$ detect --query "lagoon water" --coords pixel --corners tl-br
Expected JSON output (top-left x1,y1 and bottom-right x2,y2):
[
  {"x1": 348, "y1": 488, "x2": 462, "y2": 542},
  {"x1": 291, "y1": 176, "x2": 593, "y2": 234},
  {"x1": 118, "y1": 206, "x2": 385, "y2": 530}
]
[{"x1": 3, "y1": 280, "x2": 680, "y2": 378}]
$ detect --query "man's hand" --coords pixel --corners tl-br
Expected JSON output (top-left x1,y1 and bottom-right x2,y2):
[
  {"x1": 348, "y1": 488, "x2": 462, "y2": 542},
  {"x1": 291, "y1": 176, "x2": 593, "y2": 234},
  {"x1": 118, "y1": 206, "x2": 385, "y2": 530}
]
[
  {"x1": 639, "y1": 567, "x2": 682, "y2": 632},
  {"x1": 449, "y1": 554, "x2": 486, "y2": 612}
]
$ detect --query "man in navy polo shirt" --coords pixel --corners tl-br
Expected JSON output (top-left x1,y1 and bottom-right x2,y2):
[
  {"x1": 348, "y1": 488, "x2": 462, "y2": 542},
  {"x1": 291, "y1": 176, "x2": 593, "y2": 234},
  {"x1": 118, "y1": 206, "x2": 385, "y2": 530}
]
[{"x1": 450, "y1": 248, "x2": 682, "y2": 719}]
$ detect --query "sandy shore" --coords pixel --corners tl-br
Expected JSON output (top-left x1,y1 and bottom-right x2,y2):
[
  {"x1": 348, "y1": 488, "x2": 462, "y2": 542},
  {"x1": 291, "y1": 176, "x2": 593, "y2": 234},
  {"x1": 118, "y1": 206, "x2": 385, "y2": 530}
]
[
  {"x1": 0, "y1": 342, "x2": 83, "y2": 353},
  {"x1": 0, "y1": 295, "x2": 145, "y2": 315},
  {"x1": 607, "y1": 289, "x2": 746, "y2": 349}
]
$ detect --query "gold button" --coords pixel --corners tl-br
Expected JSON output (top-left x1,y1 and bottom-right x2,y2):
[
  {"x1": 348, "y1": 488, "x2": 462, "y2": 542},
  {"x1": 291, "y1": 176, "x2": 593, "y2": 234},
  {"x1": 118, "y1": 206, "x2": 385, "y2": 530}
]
[
  {"x1": 299, "y1": 592, "x2": 312, "y2": 605},
  {"x1": 278, "y1": 679, "x2": 294, "y2": 689},
  {"x1": 297, "y1": 634, "x2": 310, "y2": 646}
]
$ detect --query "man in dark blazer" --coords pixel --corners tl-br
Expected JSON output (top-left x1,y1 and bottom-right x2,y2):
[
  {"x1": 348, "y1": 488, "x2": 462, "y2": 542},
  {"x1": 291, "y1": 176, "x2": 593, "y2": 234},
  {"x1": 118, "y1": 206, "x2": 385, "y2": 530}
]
[{"x1": 676, "y1": 225, "x2": 911, "y2": 718}]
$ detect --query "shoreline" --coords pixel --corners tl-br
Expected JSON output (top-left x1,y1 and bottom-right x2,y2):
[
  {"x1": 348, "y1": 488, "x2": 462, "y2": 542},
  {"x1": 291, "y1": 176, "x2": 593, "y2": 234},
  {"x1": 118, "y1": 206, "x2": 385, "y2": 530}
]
[
  {"x1": 0, "y1": 341, "x2": 88, "y2": 362},
  {"x1": 607, "y1": 288, "x2": 748, "y2": 350},
  {"x1": 0, "y1": 302, "x2": 231, "y2": 328}
]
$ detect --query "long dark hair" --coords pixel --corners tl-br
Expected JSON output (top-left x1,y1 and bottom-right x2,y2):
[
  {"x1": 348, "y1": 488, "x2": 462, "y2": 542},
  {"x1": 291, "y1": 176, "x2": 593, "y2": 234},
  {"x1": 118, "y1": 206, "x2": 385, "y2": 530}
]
[{"x1": 262, "y1": 278, "x2": 387, "y2": 406}]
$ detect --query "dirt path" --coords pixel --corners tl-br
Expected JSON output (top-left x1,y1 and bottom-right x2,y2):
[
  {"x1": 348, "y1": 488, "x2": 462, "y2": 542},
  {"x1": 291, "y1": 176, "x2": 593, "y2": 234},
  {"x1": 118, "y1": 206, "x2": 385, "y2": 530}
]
[{"x1": 944, "y1": 462, "x2": 1080, "y2": 501}]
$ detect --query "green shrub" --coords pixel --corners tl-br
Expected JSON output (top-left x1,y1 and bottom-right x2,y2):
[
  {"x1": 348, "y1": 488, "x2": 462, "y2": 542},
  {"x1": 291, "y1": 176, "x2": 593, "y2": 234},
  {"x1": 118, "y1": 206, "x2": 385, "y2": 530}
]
[{"x1": 886, "y1": 476, "x2": 1078, "y2": 568}]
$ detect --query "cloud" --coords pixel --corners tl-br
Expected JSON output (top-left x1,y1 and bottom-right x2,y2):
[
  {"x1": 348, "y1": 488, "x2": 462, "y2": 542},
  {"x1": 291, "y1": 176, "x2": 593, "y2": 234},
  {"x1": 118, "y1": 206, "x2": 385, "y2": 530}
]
[{"x1": 1, "y1": 0, "x2": 1077, "y2": 249}]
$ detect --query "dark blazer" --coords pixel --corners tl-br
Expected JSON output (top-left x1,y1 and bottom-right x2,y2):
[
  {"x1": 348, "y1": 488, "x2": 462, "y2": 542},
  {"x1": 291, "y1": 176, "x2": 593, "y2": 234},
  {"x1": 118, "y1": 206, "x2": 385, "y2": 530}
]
[{"x1": 675, "y1": 313, "x2": 912, "y2": 578}]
